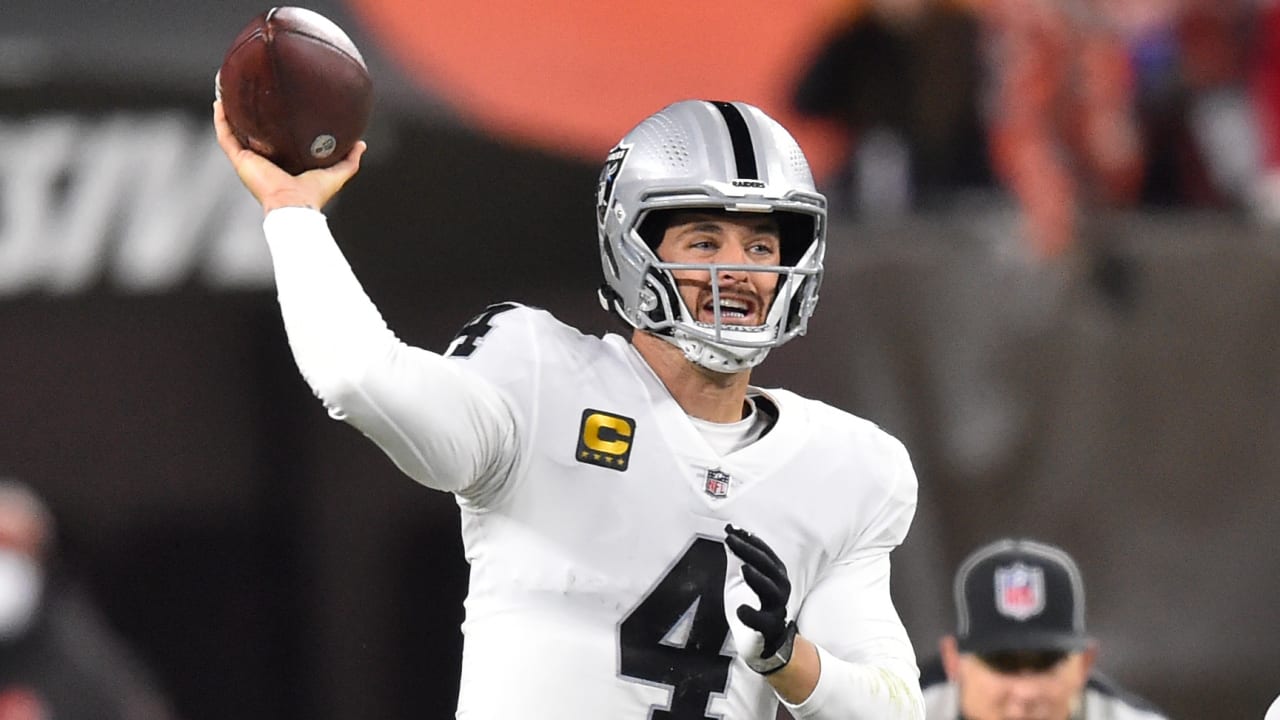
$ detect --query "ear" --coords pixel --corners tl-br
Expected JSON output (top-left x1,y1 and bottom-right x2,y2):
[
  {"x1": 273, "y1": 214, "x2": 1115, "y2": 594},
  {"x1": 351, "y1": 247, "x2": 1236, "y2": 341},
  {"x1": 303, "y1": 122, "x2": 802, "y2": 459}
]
[
  {"x1": 1079, "y1": 641, "x2": 1099, "y2": 675},
  {"x1": 939, "y1": 635, "x2": 961, "y2": 680}
]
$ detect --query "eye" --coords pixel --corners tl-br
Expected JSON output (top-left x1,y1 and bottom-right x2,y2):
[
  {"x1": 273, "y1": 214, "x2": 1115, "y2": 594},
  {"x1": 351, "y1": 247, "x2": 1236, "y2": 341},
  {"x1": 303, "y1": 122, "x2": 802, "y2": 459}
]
[{"x1": 748, "y1": 239, "x2": 780, "y2": 258}]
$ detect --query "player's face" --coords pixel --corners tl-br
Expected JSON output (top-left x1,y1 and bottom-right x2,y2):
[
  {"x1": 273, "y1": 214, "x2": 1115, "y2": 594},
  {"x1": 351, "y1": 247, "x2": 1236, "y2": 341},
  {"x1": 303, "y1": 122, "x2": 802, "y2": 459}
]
[
  {"x1": 654, "y1": 211, "x2": 782, "y2": 328},
  {"x1": 953, "y1": 650, "x2": 1091, "y2": 720}
]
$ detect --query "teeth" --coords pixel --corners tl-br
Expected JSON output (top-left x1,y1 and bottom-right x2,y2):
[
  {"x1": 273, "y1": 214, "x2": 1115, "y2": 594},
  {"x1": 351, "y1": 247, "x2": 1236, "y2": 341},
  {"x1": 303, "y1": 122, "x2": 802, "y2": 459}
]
[
  {"x1": 700, "y1": 296, "x2": 754, "y2": 323},
  {"x1": 706, "y1": 300, "x2": 750, "y2": 319}
]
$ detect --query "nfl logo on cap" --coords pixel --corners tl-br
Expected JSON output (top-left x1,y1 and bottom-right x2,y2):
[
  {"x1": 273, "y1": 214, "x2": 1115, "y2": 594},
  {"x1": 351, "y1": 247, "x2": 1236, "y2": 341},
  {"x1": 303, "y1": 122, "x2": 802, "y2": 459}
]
[
  {"x1": 994, "y1": 562, "x2": 1045, "y2": 621},
  {"x1": 954, "y1": 538, "x2": 1090, "y2": 655},
  {"x1": 704, "y1": 469, "x2": 731, "y2": 498}
]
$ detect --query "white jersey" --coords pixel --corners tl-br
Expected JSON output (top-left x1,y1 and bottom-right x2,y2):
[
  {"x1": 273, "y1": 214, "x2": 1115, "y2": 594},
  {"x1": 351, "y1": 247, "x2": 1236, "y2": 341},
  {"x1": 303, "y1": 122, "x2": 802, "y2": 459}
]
[{"x1": 263, "y1": 207, "x2": 925, "y2": 720}]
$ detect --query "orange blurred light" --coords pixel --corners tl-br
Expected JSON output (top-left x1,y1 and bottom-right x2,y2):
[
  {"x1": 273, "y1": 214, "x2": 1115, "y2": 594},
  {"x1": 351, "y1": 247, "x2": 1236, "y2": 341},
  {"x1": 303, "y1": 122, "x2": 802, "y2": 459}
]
[{"x1": 347, "y1": 0, "x2": 852, "y2": 179}]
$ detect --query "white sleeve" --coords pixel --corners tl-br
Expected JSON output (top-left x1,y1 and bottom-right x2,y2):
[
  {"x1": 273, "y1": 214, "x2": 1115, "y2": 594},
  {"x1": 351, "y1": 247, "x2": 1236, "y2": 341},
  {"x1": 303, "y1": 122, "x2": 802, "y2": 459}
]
[
  {"x1": 262, "y1": 207, "x2": 518, "y2": 500},
  {"x1": 781, "y1": 551, "x2": 925, "y2": 720},
  {"x1": 783, "y1": 442, "x2": 924, "y2": 720}
]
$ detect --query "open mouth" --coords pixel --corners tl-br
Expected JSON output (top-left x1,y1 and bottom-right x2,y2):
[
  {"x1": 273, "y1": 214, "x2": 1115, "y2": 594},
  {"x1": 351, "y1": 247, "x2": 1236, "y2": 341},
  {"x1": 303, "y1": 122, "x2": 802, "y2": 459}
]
[{"x1": 700, "y1": 296, "x2": 758, "y2": 325}]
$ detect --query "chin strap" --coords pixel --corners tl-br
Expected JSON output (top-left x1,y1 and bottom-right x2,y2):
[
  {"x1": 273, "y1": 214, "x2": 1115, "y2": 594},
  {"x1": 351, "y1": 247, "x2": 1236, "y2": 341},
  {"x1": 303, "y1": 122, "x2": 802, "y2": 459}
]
[{"x1": 674, "y1": 333, "x2": 771, "y2": 373}]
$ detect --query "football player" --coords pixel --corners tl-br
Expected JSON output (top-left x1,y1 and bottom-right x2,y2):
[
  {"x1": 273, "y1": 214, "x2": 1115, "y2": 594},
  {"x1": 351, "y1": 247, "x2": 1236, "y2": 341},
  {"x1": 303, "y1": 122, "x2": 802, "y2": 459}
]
[{"x1": 214, "y1": 97, "x2": 925, "y2": 719}]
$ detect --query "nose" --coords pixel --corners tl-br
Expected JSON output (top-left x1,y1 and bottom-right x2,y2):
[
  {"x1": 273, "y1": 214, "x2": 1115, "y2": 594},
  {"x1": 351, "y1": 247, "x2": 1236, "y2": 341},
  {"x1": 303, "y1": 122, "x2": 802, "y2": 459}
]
[
  {"x1": 1000, "y1": 673, "x2": 1047, "y2": 714},
  {"x1": 713, "y1": 242, "x2": 750, "y2": 282}
]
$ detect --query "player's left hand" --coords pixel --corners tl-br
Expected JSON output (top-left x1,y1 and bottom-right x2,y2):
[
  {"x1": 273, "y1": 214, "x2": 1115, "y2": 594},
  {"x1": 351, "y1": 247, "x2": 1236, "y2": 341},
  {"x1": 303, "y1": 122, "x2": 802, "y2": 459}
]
[
  {"x1": 725, "y1": 524, "x2": 799, "y2": 675},
  {"x1": 213, "y1": 99, "x2": 365, "y2": 214}
]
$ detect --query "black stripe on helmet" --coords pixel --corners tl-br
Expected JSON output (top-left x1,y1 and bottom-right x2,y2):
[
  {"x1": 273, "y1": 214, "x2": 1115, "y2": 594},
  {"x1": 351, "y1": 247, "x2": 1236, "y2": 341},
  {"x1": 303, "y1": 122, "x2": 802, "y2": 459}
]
[{"x1": 710, "y1": 101, "x2": 759, "y2": 180}]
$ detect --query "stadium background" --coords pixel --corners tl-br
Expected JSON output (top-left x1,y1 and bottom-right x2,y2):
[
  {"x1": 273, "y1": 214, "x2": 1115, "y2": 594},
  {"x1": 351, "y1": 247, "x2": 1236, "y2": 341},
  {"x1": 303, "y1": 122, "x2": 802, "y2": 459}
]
[{"x1": 1, "y1": 1, "x2": 1277, "y2": 718}]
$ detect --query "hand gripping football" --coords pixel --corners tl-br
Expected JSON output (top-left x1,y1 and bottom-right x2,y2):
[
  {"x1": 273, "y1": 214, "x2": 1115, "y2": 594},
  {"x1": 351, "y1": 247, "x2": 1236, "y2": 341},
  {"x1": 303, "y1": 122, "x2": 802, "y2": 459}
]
[{"x1": 216, "y1": 6, "x2": 373, "y2": 175}]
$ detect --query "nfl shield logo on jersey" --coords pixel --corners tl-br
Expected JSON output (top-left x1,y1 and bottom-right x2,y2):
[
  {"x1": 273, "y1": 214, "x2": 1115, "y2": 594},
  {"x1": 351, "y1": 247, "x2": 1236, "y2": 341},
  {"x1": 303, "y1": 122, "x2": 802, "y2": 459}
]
[
  {"x1": 994, "y1": 562, "x2": 1045, "y2": 620},
  {"x1": 704, "y1": 469, "x2": 731, "y2": 498}
]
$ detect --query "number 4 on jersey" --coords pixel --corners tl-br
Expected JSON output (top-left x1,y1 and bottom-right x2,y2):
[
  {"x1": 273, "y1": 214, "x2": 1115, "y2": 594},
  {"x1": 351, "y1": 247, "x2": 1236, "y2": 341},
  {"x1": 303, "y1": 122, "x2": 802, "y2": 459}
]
[
  {"x1": 444, "y1": 302, "x2": 518, "y2": 358},
  {"x1": 619, "y1": 537, "x2": 732, "y2": 719}
]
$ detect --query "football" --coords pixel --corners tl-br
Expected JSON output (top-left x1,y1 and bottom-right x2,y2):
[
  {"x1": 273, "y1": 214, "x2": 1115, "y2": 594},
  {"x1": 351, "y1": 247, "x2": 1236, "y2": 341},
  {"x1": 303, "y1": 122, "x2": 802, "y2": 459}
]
[{"x1": 216, "y1": 6, "x2": 373, "y2": 175}]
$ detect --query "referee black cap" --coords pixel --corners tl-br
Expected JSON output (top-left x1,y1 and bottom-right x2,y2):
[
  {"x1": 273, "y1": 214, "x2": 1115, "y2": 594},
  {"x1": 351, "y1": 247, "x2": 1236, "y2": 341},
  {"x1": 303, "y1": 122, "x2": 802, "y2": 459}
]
[{"x1": 953, "y1": 538, "x2": 1091, "y2": 655}]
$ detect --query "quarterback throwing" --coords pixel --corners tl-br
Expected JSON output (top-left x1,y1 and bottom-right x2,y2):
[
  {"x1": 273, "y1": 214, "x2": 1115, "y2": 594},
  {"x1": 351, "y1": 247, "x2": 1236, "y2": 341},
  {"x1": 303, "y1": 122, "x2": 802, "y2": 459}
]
[{"x1": 214, "y1": 97, "x2": 925, "y2": 719}]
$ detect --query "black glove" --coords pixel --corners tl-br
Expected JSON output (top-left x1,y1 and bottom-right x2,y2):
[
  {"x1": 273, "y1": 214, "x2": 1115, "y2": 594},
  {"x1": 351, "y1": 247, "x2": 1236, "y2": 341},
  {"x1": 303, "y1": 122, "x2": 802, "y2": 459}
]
[{"x1": 725, "y1": 524, "x2": 799, "y2": 675}]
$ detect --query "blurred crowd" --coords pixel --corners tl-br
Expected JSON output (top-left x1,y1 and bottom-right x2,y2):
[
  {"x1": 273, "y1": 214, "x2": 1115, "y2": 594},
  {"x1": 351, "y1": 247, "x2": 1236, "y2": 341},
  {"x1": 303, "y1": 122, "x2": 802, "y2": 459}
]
[
  {"x1": 0, "y1": 479, "x2": 175, "y2": 720},
  {"x1": 794, "y1": 0, "x2": 1276, "y2": 258}
]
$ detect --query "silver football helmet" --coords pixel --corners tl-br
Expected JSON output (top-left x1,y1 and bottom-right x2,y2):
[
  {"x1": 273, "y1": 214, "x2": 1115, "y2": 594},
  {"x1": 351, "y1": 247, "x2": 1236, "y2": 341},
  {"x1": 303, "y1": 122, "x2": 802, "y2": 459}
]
[{"x1": 596, "y1": 99, "x2": 827, "y2": 373}]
